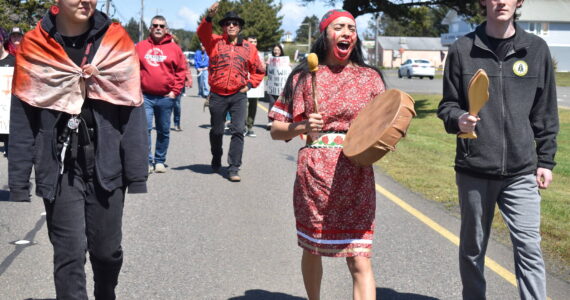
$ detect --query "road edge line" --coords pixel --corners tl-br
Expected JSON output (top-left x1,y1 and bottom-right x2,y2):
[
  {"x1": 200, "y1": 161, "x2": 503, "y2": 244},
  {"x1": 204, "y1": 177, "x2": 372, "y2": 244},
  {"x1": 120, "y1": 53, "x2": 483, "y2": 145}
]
[{"x1": 374, "y1": 183, "x2": 518, "y2": 288}]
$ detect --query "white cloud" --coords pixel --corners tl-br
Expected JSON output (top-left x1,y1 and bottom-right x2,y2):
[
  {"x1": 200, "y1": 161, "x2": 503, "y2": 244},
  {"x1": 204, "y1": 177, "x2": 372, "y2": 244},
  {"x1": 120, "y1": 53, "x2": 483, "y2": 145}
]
[
  {"x1": 279, "y1": 2, "x2": 309, "y2": 34},
  {"x1": 170, "y1": 6, "x2": 201, "y2": 30},
  {"x1": 356, "y1": 14, "x2": 373, "y2": 39}
]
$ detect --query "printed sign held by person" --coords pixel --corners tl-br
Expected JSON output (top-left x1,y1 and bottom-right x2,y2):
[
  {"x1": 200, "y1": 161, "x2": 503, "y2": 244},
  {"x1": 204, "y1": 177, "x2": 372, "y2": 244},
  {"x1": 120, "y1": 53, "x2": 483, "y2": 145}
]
[
  {"x1": 0, "y1": 67, "x2": 13, "y2": 134},
  {"x1": 247, "y1": 52, "x2": 265, "y2": 98},
  {"x1": 266, "y1": 56, "x2": 291, "y2": 96}
]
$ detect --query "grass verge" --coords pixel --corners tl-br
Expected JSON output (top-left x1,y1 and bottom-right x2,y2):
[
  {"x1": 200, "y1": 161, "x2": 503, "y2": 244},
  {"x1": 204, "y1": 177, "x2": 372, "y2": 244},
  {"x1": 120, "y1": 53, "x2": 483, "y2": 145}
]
[
  {"x1": 557, "y1": 72, "x2": 570, "y2": 87},
  {"x1": 375, "y1": 94, "x2": 570, "y2": 278}
]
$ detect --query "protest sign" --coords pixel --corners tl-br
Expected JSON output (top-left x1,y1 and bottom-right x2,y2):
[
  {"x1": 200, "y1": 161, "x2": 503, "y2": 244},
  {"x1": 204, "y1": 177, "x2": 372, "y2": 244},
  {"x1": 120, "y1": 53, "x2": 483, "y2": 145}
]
[
  {"x1": 0, "y1": 67, "x2": 14, "y2": 134},
  {"x1": 247, "y1": 52, "x2": 265, "y2": 98},
  {"x1": 266, "y1": 56, "x2": 291, "y2": 96}
]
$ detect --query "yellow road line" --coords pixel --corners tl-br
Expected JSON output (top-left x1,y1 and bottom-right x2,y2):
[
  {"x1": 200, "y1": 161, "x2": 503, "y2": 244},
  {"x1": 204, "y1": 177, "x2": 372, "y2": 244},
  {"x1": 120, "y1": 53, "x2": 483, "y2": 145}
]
[
  {"x1": 257, "y1": 102, "x2": 269, "y2": 112},
  {"x1": 374, "y1": 183, "x2": 519, "y2": 288}
]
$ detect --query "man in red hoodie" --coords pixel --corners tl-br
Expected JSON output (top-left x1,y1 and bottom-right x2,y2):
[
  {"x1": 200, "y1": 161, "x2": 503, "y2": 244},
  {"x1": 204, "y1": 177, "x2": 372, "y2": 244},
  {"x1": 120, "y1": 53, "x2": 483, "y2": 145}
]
[
  {"x1": 198, "y1": 2, "x2": 265, "y2": 182},
  {"x1": 136, "y1": 15, "x2": 187, "y2": 174}
]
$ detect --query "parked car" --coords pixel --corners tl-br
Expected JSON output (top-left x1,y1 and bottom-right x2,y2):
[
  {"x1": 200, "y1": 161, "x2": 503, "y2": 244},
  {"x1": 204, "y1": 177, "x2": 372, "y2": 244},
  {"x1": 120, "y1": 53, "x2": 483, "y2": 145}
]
[
  {"x1": 398, "y1": 59, "x2": 435, "y2": 79},
  {"x1": 183, "y1": 51, "x2": 195, "y2": 66}
]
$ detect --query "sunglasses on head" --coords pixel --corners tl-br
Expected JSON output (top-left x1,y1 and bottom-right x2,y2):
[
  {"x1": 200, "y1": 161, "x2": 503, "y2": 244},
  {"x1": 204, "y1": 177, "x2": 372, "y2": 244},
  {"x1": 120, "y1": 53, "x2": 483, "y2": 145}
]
[
  {"x1": 224, "y1": 20, "x2": 240, "y2": 27},
  {"x1": 151, "y1": 24, "x2": 166, "y2": 29}
]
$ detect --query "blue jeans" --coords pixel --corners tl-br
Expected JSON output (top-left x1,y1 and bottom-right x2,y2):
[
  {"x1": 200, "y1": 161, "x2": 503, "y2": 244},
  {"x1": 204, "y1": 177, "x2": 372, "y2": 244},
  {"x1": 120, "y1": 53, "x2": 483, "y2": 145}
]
[
  {"x1": 172, "y1": 94, "x2": 181, "y2": 127},
  {"x1": 197, "y1": 69, "x2": 210, "y2": 98},
  {"x1": 144, "y1": 94, "x2": 174, "y2": 165}
]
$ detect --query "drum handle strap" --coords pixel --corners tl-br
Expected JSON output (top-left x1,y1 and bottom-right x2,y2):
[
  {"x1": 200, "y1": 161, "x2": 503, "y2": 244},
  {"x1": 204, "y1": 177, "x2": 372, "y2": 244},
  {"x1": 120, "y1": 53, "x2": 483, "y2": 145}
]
[{"x1": 377, "y1": 141, "x2": 396, "y2": 152}]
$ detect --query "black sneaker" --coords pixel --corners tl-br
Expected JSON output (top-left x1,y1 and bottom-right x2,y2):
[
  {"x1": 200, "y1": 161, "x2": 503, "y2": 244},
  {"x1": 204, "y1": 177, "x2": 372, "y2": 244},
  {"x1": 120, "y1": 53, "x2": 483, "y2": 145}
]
[
  {"x1": 228, "y1": 171, "x2": 241, "y2": 182},
  {"x1": 246, "y1": 130, "x2": 256, "y2": 137}
]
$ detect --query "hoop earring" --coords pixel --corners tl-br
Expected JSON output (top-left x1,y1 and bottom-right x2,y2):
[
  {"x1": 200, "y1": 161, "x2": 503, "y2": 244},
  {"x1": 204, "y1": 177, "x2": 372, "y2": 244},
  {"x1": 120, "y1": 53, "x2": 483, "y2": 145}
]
[{"x1": 50, "y1": 5, "x2": 60, "y2": 15}]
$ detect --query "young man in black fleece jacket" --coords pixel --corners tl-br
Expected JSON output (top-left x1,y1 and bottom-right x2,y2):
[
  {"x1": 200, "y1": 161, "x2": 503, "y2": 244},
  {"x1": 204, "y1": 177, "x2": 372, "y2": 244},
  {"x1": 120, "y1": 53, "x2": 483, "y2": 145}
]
[{"x1": 437, "y1": 0, "x2": 558, "y2": 299}]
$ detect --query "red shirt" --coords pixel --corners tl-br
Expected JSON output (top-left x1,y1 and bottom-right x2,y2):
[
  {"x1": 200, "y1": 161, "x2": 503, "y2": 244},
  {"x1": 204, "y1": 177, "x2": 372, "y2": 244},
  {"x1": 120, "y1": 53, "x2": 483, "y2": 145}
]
[
  {"x1": 197, "y1": 18, "x2": 264, "y2": 96},
  {"x1": 136, "y1": 34, "x2": 187, "y2": 96}
]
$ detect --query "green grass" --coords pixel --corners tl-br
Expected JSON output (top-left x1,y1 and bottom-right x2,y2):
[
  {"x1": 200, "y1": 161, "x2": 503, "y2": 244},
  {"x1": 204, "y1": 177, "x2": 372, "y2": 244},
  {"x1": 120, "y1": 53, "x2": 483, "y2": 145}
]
[
  {"x1": 556, "y1": 72, "x2": 570, "y2": 87},
  {"x1": 375, "y1": 94, "x2": 570, "y2": 275}
]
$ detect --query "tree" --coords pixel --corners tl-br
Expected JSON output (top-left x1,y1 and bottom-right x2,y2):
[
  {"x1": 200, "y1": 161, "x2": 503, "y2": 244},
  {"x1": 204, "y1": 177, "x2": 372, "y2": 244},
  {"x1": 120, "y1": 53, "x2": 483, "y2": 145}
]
[
  {"x1": 189, "y1": 0, "x2": 283, "y2": 51},
  {"x1": 239, "y1": 0, "x2": 283, "y2": 51},
  {"x1": 170, "y1": 29, "x2": 195, "y2": 51},
  {"x1": 377, "y1": 6, "x2": 448, "y2": 37},
  {"x1": 294, "y1": 15, "x2": 319, "y2": 45},
  {"x1": 0, "y1": 0, "x2": 53, "y2": 32},
  {"x1": 300, "y1": 0, "x2": 482, "y2": 20},
  {"x1": 123, "y1": 17, "x2": 148, "y2": 44}
]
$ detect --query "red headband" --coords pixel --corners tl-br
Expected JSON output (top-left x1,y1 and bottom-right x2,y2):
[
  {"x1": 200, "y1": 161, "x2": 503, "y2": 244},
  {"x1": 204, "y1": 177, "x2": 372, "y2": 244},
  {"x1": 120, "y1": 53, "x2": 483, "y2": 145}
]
[{"x1": 319, "y1": 9, "x2": 355, "y2": 32}]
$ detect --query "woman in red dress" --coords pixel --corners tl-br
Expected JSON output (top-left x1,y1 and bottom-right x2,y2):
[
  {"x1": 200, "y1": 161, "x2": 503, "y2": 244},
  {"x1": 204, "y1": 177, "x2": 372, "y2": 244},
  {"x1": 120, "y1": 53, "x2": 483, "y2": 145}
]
[{"x1": 269, "y1": 9, "x2": 385, "y2": 300}]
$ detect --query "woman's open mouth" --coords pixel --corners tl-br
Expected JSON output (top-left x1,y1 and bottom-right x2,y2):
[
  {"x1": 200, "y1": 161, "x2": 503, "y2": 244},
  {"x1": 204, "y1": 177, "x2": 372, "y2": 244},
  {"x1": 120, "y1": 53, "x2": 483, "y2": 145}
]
[{"x1": 337, "y1": 41, "x2": 350, "y2": 51}]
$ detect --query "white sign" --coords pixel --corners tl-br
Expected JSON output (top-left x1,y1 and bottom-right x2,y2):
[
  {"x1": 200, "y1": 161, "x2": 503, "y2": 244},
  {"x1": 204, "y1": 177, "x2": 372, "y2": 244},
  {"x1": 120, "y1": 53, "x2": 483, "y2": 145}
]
[
  {"x1": 247, "y1": 52, "x2": 266, "y2": 98},
  {"x1": 0, "y1": 67, "x2": 14, "y2": 134},
  {"x1": 266, "y1": 56, "x2": 291, "y2": 96}
]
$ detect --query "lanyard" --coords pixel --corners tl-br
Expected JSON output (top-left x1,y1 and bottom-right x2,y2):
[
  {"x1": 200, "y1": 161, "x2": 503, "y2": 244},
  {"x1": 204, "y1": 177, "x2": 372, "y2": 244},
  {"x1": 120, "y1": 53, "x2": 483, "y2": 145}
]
[{"x1": 80, "y1": 42, "x2": 93, "y2": 67}]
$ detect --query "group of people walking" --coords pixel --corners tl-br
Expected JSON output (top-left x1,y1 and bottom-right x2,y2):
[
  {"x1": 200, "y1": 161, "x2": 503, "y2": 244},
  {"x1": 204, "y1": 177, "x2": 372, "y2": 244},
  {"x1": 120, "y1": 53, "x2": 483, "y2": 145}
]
[{"x1": 4, "y1": 0, "x2": 559, "y2": 299}]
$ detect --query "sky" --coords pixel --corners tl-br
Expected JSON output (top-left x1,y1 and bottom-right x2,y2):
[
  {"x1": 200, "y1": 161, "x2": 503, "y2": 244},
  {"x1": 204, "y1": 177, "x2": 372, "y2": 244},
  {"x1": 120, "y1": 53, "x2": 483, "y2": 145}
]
[{"x1": 100, "y1": 0, "x2": 373, "y2": 38}]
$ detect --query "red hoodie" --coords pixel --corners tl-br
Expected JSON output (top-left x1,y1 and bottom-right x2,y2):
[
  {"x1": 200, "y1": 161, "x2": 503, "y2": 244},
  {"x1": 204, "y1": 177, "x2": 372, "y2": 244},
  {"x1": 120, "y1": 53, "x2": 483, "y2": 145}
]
[
  {"x1": 197, "y1": 18, "x2": 264, "y2": 96},
  {"x1": 136, "y1": 34, "x2": 187, "y2": 96}
]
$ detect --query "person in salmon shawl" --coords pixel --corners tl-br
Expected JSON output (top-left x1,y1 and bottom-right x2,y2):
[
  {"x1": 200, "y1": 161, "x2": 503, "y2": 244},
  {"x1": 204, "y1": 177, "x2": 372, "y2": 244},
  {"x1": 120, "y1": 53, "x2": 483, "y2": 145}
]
[
  {"x1": 269, "y1": 9, "x2": 386, "y2": 300},
  {"x1": 9, "y1": 1, "x2": 147, "y2": 299}
]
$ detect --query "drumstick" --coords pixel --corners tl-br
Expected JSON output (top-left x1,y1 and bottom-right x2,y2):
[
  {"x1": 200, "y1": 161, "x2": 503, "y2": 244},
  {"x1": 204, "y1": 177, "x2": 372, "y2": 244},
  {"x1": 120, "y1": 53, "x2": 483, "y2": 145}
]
[
  {"x1": 458, "y1": 69, "x2": 489, "y2": 139},
  {"x1": 307, "y1": 53, "x2": 319, "y2": 113}
]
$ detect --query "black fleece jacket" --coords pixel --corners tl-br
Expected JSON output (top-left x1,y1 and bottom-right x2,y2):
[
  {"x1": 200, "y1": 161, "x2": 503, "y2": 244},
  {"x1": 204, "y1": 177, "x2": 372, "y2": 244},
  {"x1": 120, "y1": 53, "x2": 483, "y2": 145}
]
[
  {"x1": 9, "y1": 11, "x2": 148, "y2": 201},
  {"x1": 437, "y1": 22, "x2": 559, "y2": 178}
]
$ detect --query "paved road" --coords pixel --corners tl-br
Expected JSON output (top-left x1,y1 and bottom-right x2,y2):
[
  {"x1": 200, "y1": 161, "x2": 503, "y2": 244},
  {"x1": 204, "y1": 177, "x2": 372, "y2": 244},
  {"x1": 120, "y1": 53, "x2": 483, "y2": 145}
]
[
  {"x1": 383, "y1": 69, "x2": 570, "y2": 108},
  {"x1": 1, "y1": 79, "x2": 569, "y2": 299}
]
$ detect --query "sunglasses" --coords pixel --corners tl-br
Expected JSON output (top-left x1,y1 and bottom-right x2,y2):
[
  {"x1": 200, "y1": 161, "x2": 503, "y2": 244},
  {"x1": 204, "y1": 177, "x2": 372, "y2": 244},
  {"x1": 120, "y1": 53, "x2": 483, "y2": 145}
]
[
  {"x1": 224, "y1": 20, "x2": 240, "y2": 27},
  {"x1": 151, "y1": 24, "x2": 166, "y2": 29}
]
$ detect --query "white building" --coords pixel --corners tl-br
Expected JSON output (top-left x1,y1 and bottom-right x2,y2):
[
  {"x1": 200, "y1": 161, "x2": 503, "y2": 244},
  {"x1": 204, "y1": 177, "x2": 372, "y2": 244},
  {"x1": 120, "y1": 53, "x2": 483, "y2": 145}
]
[
  {"x1": 440, "y1": 0, "x2": 570, "y2": 71},
  {"x1": 517, "y1": 0, "x2": 570, "y2": 71},
  {"x1": 376, "y1": 36, "x2": 448, "y2": 69}
]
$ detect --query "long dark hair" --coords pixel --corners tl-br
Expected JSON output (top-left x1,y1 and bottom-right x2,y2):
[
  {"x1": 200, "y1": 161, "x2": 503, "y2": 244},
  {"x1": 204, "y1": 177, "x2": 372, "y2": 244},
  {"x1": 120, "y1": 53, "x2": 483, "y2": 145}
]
[
  {"x1": 281, "y1": 30, "x2": 384, "y2": 104},
  {"x1": 271, "y1": 44, "x2": 284, "y2": 57}
]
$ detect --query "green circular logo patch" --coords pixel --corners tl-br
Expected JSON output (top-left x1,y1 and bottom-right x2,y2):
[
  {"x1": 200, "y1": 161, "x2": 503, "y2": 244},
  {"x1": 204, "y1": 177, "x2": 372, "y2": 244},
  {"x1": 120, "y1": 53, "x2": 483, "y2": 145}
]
[{"x1": 513, "y1": 60, "x2": 528, "y2": 77}]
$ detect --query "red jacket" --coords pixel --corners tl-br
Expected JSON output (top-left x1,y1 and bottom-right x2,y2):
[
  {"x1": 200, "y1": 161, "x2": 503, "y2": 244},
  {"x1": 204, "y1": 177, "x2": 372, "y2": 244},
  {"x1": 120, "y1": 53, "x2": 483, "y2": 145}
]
[
  {"x1": 136, "y1": 34, "x2": 187, "y2": 96},
  {"x1": 197, "y1": 18, "x2": 264, "y2": 96}
]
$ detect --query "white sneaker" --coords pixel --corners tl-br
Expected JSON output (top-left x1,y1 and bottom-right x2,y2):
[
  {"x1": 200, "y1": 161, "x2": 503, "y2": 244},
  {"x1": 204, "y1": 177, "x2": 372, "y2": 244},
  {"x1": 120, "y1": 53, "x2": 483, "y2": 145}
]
[
  {"x1": 154, "y1": 163, "x2": 167, "y2": 173},
  {"x1": 148, "y1": 165, "x2": 154, "y2": 174}
]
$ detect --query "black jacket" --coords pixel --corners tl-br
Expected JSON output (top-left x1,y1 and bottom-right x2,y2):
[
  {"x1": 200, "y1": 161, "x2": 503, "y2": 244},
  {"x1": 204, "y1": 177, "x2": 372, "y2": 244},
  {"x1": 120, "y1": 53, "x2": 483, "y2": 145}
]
[
  {"x1": 437, "y1": 22, "x2": 559, "y2": 177},
  {"x1": 9, "y1": 11, "x2": 148, "y2": 201}
]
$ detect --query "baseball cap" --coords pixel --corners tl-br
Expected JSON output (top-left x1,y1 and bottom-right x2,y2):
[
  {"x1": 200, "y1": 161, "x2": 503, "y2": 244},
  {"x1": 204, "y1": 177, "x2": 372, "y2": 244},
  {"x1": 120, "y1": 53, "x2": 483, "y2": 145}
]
[{"x1": 10, "y1": 27, "x2": 23, "y2": 35}]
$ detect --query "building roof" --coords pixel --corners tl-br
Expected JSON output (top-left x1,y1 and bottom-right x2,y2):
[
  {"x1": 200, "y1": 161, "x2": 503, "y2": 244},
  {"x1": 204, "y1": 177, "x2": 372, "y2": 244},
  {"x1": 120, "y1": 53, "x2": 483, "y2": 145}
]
[
  {"x1": 518, "y1": 0, "x2": 570, "y2": 22},
  {"x1": 377, "y1": 36, "x2": 447, "y2": 51}
]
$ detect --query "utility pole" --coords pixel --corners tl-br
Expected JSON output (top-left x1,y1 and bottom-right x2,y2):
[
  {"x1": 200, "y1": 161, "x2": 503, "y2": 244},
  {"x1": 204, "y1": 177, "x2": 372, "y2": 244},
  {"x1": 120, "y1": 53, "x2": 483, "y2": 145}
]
[
  {"x1": 302, "y1": 22, "x2": 312, "y2": 52},
  {"x1": 307, "y1": 22, "x2": 311, "y2": 52},
  {"x1": 138, "y1": 0, "x2": 144, "y2": 42},
  {"x1": 374, "y1": 13, "x2": 381, "y2": 68},
  {"x1": 105, "y1": 0, "x2": 111, "y2": 15}
]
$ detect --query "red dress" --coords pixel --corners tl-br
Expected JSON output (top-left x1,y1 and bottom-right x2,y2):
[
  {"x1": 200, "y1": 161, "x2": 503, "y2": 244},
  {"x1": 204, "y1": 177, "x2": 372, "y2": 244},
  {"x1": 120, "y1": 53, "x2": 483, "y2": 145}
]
[{"x1": 269, "y1": 64, "x2": 385, "y2": 257}]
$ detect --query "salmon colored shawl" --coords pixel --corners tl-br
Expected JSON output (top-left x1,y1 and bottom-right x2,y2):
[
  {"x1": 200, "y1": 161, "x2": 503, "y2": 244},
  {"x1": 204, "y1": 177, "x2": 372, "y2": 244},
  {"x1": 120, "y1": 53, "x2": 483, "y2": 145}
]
[{"x1": 12, "y1": 22, "x2": 142, "y2": 114}]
